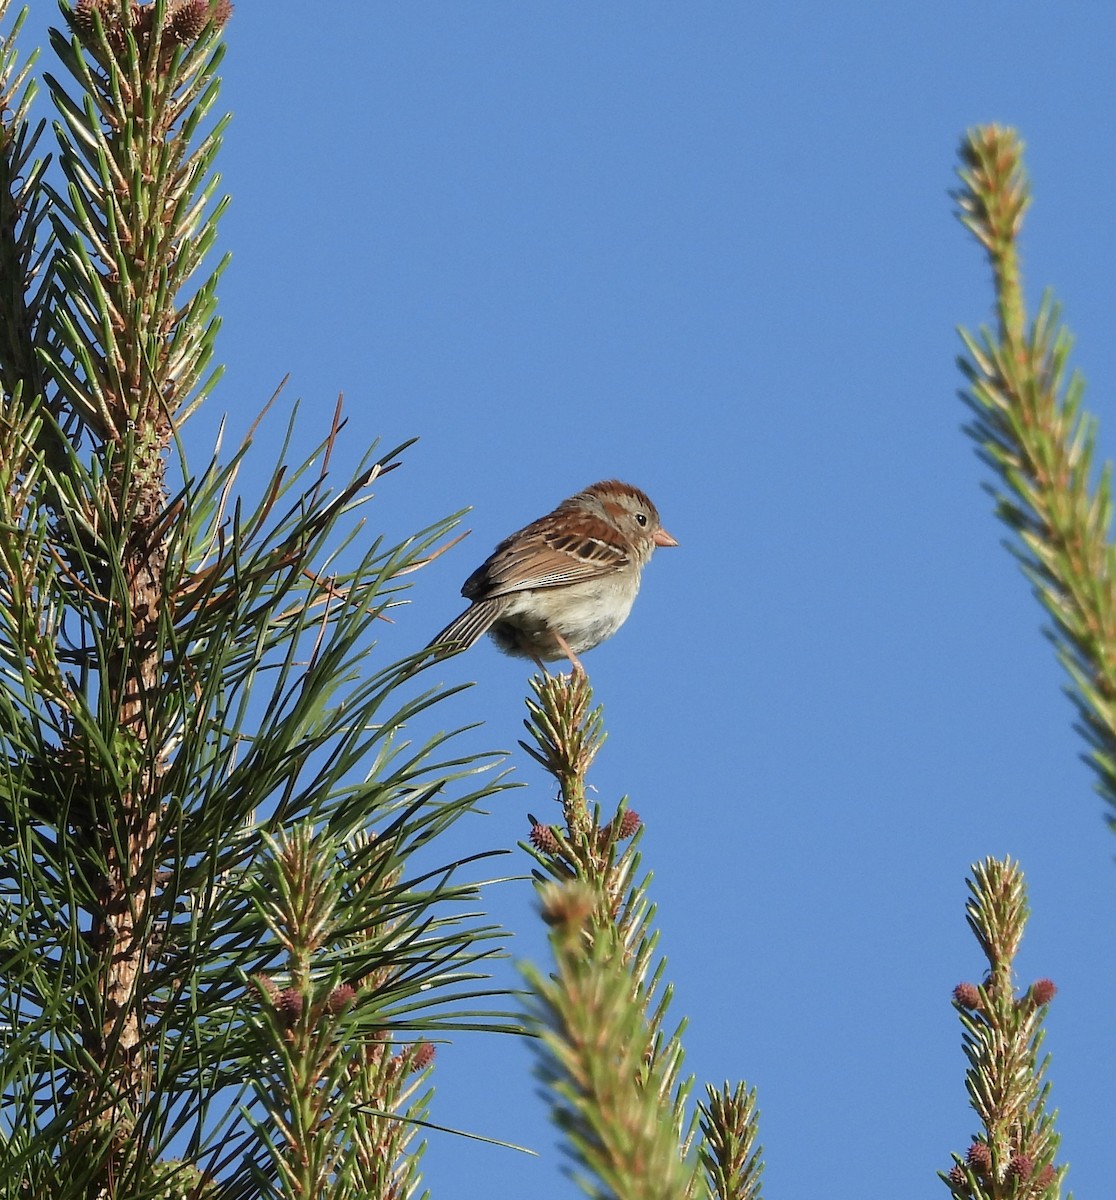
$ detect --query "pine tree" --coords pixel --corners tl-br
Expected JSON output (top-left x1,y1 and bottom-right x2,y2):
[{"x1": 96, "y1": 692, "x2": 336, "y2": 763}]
[{"x1": 0, "y1": 4, "x2": 513, "y2": 1195}]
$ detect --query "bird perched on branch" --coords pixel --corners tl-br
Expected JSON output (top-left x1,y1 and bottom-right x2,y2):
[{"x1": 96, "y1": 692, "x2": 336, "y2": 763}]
[{"x1": 429, "y1": 479, "x2": 677, "y2": 673}]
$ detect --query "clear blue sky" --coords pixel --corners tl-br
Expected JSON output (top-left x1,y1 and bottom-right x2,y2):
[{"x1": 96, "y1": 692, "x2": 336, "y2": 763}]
[
  {"x1": 213, "y1": 5, "x2": 1116, "y2": 1198},
  {"x1": 30, "y1": 2, "x2": 1116, "y2": 1196}
]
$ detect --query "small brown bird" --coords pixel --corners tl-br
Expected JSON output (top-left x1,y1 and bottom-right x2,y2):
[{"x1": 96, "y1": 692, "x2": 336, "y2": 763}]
[{"x1": 429, "y1": 480, "x2": 677, "y2": 672}]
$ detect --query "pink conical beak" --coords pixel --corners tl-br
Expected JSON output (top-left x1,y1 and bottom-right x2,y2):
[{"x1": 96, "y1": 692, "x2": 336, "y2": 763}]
[{"x1": 654, "y1": 528, "x2": 679, "y2": 548}]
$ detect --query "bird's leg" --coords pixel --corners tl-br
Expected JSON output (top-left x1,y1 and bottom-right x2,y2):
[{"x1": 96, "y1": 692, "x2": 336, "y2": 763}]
[{"x1": 552, "y1": 632, "x2": 586, "y2": 676}]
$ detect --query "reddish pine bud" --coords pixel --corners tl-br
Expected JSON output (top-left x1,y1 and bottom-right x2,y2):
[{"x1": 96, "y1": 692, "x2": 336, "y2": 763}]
[
  {"x1": 275, "y1": 988, "x2": 304, "y2": 1022},
  {"x1": 70, "y1": 0, "x2": 129, "y2": 49},
  {"x1": 70, "y1": 0, "x2": 100, "y2": 34},
  {"x1": 254, "y1": 973, "x2": 279, "y2": 1003},
  {"x1": 953, "y1": 982, "x2": 983, "y2": 1010},
  {"x1": 966, "y1": 1141, "x2": 992, "y2": 1175},
  {"x1": 616, "y1": 808, "x2": 641, "y2": 838},
  {"x1": 132, "y1": 3, "x2": 155, "y2": 38},
  {"x1": 168, "y1": 0, "x2": 232, "y2": 42},
  {"x1": 530, "y1": 822, "x2": 560, "y2": 855},
  {"x1": 1034, "y1": 1163, "x2": 1056, "y2": 1190},
  {"x1": 539, "y1": 881, "x2": 593, "y2": 928},
  {"x1": 1030, "y1": 978, "x2": 1057, "y2": 1006},
  {"x1": 946, "y1": 1164, "x2": 970, "y2": 1195},
  {"x1": 169, "y1": 0, "x2": 212, "y2": 41},
  {"x1": 327, "y1": 984, "x2": 357, "y2": 1014},
  {"x1": 71, "y1": 0, "x2": 117, "y2": 27},
  {"x1": 408, "y1": 1041, "x2": 436, "y2": 1073},
  {"x1": 1006, "y1": 1154, "x2": 1033, "y2": 1182}
]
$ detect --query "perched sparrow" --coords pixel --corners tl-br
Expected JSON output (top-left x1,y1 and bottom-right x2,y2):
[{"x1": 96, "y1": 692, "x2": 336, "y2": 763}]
[{"x1": 429, "y1": 480, "x2": 677, "y2": 672}]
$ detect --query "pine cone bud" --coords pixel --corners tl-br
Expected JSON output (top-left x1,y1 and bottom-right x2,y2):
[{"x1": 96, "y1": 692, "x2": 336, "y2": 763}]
[
  {"x1": 539, "y1": 881, "x2": 593, "y2": 928},
  {"x1": 1006, "y1": 1154, "x2": 1033, "y2": 1181},
  {"x1": 1034, "y1": 1163, "x2": 1056, "y2": 1190},
  {"x1": 132, "y1": 3, "x2": 156, "y2": 40},
  {"x1": 326, "y1": 984, "x2": 357, "y2": 1014},
  {"x1": 254, "y1": 973, "x2": 279, "y2": 1003},
  {"x1": 407, "y1": 1041, "x2": 436, "y2": 1073},
  {"x1": 1030, "y1": 978, "x2": 1057, "y2": 1006},
  {"x1": 946, "y1": 1163, "x2": 970, "y2": 1195},
  {"x1": 615, "y1": 808, "x2": 641, "y2": 838},
  {"x1": 275, "y1": 988, "x2": 304, "y2": 1022},
  {"x1": 70, "y1": 0, "x2": 130, "y2": 50},
  {"x1": 169, "y1": 0, "x2": 211, "y2": 41},
  {"x1": 70, "y1": 0, "x2": 103, "y2": 35},
  {"x1": 966, "y1": 1141, "x2": 992, "y2": 1176},
  {"x1": 530, "y1": 822, "x2": 560, "y2": 855},
  {"x1": 169, "y1": 0, "x2": 233, "y2": 42},
  {"x1": 952, "y1": 981, "x2": 983, "y2": 1010}
]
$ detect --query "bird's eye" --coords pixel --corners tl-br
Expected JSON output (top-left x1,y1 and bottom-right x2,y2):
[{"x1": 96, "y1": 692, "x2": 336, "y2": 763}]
[{"x1": 635, "y1": 513, "x2": 648, "y2": 527}]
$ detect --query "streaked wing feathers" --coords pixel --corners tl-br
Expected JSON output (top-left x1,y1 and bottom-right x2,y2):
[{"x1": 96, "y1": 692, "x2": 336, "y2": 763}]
[{"x1": 462, "y1": 514, "x2": 628, "y2": 599}]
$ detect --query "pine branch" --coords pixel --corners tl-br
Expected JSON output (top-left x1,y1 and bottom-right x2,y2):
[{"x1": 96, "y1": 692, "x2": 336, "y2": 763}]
[
  {"x1": 522, "y1": 672, "x2": 762, "y2": 1200},
  {"x1": 19, "y1": 9, "x2": 238, "y2": 1179},
  {"x1": 942, "y1": 858, "x2": 1064, "y2": 1200},
  {"x1": 0, "y1": 0, "x2": 69, "y2": 478},
  {"x1": 46, "y1": 0, "x2": 231, "y2": 446},
  {"x1": 955, "y1": 124, "x2": 1116, "y2": 823},
  {"x1": 698, "y1": 1083, "x2": 764, "y2": 1200},
  {"x1": 247, "y1": 826, "x2": 439, "y2": 1200},
  {"x1": 521, "y1": 674, "x2": 695, "y2": 1198},
  {"x1": 0, "y1": 2, "x2": 48, "y2": 401}
]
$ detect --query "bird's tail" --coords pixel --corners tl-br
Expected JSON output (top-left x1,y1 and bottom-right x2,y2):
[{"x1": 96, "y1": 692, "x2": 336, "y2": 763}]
[{"x1": 426, "y1": 597, "x2": 507, "y2": 655}]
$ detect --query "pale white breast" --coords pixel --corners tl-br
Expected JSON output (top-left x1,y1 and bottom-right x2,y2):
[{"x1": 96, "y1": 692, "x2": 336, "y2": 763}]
[{"x1": 498, "y1": 572, "x2": 642, "y2": 657}]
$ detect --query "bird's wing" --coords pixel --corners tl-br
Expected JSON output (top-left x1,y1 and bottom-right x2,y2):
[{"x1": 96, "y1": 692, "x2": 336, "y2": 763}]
[{"x1": 463, "y1": 519, "x2": 630, "y2": 599}]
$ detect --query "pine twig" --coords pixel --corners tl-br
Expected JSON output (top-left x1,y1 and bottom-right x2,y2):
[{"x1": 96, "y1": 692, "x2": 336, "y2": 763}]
[
  {"x1": 698, "y1": 1082, "x2": 764, "y2": 1200},
  {"x1": 943, "y1": 858, "x2": 1063, "y2": 1199},
  {"x1": 955, "y1": 124, "x2": 1116, "y2": 822},
  {"x1": 250, "y1": 826, "x2": 435, "y2": 1200},
  {"x1": 522, "y1": 671, "x2": 763, "y2": 1200},
  {"x1": 521, "y1": 672, "x2": 696, "y2": 1198}
]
